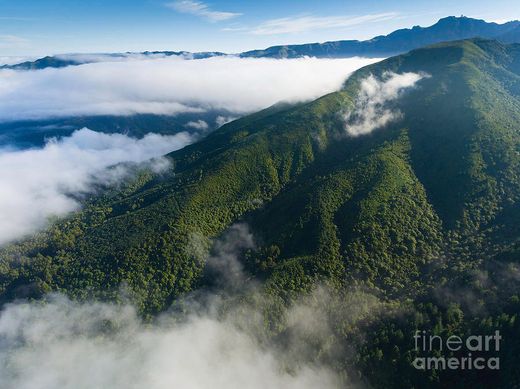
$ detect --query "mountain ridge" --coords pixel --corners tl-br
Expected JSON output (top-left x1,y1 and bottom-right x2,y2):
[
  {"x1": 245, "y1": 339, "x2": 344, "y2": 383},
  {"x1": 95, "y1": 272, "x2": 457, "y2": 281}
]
[
  {"x1": 4, "y1": 16, "x2": 520, "y2": 70},
  {"x1": 241, "y1": 16, "x2": 520, "y2": 58},
  {"x1": 4, "y1": 37, "x2": 520, "y2": 302},
  {"x1": 3, "y1": 16, "x2": 520, "y2": 70}
]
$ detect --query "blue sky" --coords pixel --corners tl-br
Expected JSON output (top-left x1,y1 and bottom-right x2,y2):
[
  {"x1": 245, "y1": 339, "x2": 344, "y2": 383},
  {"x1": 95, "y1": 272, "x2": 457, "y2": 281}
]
[{"x1": 0, "y1": 0, "x2": 519, "y2": 56}]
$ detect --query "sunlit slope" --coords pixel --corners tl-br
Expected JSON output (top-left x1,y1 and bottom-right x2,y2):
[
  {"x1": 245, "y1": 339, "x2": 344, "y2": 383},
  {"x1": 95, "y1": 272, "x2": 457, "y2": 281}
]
[{"x1": 2, "y1": 39, "x2": 520, "y2": 317}]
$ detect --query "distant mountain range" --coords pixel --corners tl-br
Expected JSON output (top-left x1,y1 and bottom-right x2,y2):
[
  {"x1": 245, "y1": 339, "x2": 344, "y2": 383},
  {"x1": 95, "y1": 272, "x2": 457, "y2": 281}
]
[
  {"x1": 498, "y1": 24, "x2": 520, "y2": 43},
  {"x1": 240, "y1": 15, "x2": 520, "y2": 58},
  {"x1": 2, "y1": 16, "x2": 520, "y2": 70},
  {"x1": 1, "y1": 51, "x2": 227, "y2": 70}
]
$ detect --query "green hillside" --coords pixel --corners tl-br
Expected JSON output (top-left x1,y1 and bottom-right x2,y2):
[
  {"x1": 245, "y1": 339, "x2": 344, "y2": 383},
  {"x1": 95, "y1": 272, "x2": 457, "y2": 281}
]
[{"x1": 2, "y1": 38, "x2": 520, "y2": 388}]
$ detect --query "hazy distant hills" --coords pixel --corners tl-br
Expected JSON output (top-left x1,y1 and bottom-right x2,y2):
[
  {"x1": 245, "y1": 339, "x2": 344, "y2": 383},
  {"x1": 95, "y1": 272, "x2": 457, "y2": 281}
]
[
  {"x1": 3, "y1": 16, "x2": 520, "y2": 70},
  {"x1": 498, "y1": 24, "x2": 520, "y2": 43},
  {"x1": 241, "y1": 15, "x2": 520, "y2": 58},
  {"x1": 1, "y1": 51, "x2": 227, "y2": 70}
]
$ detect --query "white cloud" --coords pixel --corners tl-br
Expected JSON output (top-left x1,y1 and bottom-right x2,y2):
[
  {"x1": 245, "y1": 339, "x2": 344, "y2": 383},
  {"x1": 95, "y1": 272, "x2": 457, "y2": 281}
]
[
  {"x1": 247, "y1": 13, "x2": 399, "y2": 35},
  {"x1": 185, "y1": 119, "x2": 209, "y2": 130},
  {"x1": 166, "y1": 0, "x2": 241, "y2": 22},
  {"x1": 53, "y1": 53, "x2": 173, "y2": 64},
  {"x1": 0, "y1": 128, "x2": 195, "y2": 245},
  {"x1": 0, "y1": 35, "x2": 29, "y2": 49},
  {"x1": 344, "y1": 72, "x2": 426, "y2": 136},
  {"x1": 52, "y1": 52, "x2": 213, "y2": 65},
  {"x1": 0, "y1": 56, "x2": 381, "y2": 122},
  {"x1": 215, "y1": 115, "x2": 237, "y2": 127}
]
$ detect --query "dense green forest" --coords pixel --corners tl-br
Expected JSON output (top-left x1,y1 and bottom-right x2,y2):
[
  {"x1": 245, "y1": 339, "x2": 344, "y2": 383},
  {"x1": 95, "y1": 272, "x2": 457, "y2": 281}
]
[{"x1": 2, "y1": 38, "x2": 520, "y2": 388}]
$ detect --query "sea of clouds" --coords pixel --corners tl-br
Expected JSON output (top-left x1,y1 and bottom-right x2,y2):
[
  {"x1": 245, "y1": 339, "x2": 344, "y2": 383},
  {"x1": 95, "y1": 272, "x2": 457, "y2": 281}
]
[{"x1": 0, "y1": 56, "x2": 381, "y2": 121}]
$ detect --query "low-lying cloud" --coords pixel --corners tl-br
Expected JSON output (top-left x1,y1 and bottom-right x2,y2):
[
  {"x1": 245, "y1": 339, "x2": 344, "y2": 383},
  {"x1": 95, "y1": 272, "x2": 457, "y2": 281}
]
[
  {"x1": 0, "y1": 296, "x2": 341, "y2": 389},
  {"x1": 215, "y1": 115, "x2": 238, "y2": 127},
  {"x1": 166, "y1": 0, "x2": 242, "y2": 22},
  {"x1": 0, "y1": 224, "x2": 343, "y2": 389},
  {"x1": 0, "y1": 56, "x2": 381, "y2": 122},
  {"x1": 185, "y1": 119, "x2": 210, "y2": 131},
  {"x1": 344, "y1": 71, "x2": 425, "y2": 136},
  {"x1": 0, "y1": 128, "x2": 194, "y2": 245}
]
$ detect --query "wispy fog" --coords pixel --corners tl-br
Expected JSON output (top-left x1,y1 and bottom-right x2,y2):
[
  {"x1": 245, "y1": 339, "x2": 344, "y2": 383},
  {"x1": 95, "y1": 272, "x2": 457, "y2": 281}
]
[
  {"x1": 344, "y1": 71, "x2": 426, "y2": 136},
  {"x1": 0, "y1": 296, "x2": 341, "y2": 389},
  {"x1": 0, "y1": 224, "x2": 349, "y2": 389}
]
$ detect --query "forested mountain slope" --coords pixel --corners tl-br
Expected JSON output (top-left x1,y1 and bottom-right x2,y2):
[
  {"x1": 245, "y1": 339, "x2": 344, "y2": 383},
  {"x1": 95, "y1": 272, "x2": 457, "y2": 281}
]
[{"x1": 2, "y1": 38, "x2": 520, "y2": 388}]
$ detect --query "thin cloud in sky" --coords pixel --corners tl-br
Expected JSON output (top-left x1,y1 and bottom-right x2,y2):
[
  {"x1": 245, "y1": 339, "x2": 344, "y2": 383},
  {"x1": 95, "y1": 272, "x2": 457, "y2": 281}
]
[
  {"x1": 244, "y1": 13, "x2": 400, "y2": 35},
  {"x1": 166, "y1": 0, "x2": 241, "y2": 22},
  {"x1": 0, "y1": 16, "x2": 34, "y2": 21},
  {"x1": 0, "y1": 35, "x2": 29, "y2": 49}
]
